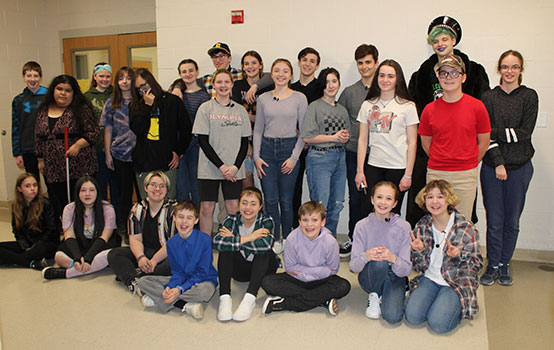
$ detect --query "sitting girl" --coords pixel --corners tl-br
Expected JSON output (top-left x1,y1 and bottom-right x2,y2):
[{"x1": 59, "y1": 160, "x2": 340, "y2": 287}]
[
  {"x1": 213, "y1": 187, "x2": 279, "y2": 322},
  {"x1": 42, "y1": 176, "x2": 120, "y2": 279},
  {"x1": 349, "y1": 181, "x2": 411, "y2": 323},
  {"x1": 405, "y1": 179, "x2": 483, "y2": 333},
  {"x1": 0, "y1": 173, "x2": 59, "y2": 269}
]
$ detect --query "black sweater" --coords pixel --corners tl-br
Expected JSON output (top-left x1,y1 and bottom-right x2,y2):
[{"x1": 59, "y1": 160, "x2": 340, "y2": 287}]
[
  {"x1": 130, "y1": 93, "x2": 192, "y2": 172},
  {"x1": 481, "y1": 85, "x2": 538, "y2": 170},
  {"x1": 11, "y1": 198, "x2": 60, "y2": 250}
]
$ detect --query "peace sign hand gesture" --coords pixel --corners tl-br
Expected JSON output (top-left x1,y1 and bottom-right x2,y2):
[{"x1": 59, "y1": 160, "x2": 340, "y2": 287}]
[
  {"x1": 410, "y1": 228, "x2": 424, "y2": 251},
  {"x1": 445, "y1": 238, "x2": 461, "y2": 257}
]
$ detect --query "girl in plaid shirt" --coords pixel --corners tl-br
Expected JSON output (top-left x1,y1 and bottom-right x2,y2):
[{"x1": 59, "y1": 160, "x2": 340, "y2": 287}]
[
  {"x1": 405, "y1": 179, "x2": 483, "y2": 334},
  {"x1": 213, "y1": 187, "x2": 279, "y2": 322}
]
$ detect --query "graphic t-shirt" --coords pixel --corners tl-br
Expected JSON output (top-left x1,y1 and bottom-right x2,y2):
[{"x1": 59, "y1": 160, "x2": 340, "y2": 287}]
[
  {"x1": 193, "y1": 99, "x2": 252, "y2": 180},
  {"x1": 357, "y1": 98, "x2": 419, "y2": 169}
]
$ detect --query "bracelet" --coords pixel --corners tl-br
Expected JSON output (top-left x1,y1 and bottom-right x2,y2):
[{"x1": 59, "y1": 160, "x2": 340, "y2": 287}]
[
  {"x1": 403, "y1": 175, "x2": 412, "y2": 179},
  {"x1": 137, "y1": 255, "x2": 146, "y2": 262}
]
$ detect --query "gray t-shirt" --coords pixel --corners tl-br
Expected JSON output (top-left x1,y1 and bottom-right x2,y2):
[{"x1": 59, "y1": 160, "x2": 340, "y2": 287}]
[
  {"x1": 193, "y1": 99, "x2": 252, "y2": 180},
  {"x1": 301, "y1": 98, "x2": 351, "y2": 148},
  {"x1": 338, "y1": 80, "x2": 369, "y2": 152},
  {"x1": 253, "y1": 91, "x2": 308, "y2": 162}
]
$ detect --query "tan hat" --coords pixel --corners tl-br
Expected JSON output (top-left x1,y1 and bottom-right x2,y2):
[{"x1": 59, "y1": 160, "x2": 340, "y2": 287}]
[{"x1": 437, "y1": 54, "x2": 465, "y2": 73}]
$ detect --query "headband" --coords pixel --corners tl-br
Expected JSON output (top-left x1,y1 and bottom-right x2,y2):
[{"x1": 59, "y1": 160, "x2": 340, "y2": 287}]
[{"x1": 94, "y1": 64, "x2": 112, "y2": 75}]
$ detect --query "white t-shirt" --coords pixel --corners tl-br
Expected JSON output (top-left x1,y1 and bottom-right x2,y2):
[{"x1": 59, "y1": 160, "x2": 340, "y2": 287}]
[
  {"x1": 357, "y1": 97, "x2": 419, "y2": 169},
  {"x1": 424, "y1": 211, "x2": 455, "y2": 286}
]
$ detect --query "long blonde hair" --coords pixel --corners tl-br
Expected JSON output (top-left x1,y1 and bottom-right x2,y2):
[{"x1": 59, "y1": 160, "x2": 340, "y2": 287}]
[{"x1": 12, "y1": 173, "x2": 44, "y2": 231}]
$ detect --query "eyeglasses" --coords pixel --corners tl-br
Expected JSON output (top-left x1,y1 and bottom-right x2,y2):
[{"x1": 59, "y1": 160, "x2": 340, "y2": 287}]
[
  {"x1": 438, "y1": 70, "x2": 463, "y2": 79},
  {"x1": 500, "y1": 65, "x2": 522, "y2": 72},
  {"x1": 149, "y1": 183, "x2": 166, "y2": 189},
  {"x1": 211, "y1": 53, "x2": 229, "y2": 60}
]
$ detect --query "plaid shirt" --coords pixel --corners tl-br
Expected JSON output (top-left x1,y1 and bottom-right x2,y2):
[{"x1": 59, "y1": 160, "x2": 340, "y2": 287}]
[
  {"x1": 128, "y1": 198, "x2": 176, "y2": 247},
  {"x1": 410, "y1": 211, "x2": 483, "y2": 319},
  {"x1": 202, "y1": 66, "x2": 243, "y2": 98},
  {"x1": 212, "y1": 212, "x2": 274, "y2": 258}
]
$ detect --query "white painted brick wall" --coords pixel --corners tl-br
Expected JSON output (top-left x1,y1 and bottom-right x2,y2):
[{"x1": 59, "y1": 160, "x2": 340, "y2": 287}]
[{"x1": 155, "y1": 0, "x2": 554, "y2": 251}]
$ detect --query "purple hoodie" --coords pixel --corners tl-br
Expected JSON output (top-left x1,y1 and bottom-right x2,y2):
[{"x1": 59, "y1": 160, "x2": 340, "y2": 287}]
[
  {"x1": 349, "y1": 213, "x2": 412, "y2": 277},
  {"x1": 284, "y1": 226, "x2": 340, "y2": 282}
]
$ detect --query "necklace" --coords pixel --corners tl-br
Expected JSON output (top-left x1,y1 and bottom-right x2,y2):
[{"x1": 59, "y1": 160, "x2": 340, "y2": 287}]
[{"x1": 377, "y1": 98, "x2": 393, "y2": 109}]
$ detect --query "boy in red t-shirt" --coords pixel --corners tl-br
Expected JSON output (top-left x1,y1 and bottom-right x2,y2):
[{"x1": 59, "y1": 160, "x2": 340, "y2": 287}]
[{"x1": 418, "y1": 54, "x2": 490, "y2": 218}]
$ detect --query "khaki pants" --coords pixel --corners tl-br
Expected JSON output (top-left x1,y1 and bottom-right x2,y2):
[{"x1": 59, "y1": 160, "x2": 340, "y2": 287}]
[{"x1": 426, "y1": 167, "x2": 478, "y2": 220}]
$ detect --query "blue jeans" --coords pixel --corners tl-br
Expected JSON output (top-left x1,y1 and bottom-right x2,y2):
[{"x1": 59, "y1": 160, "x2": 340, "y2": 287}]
[
  {"x1": 259, "y1": 137, "x2": 300, "y2": 241},
  {"x1": 358, "y1": 261, "x2": 406, "y2": 324},
  {"x1": 480, "y1": 161, "x2": 533, "y2": 266},
  {"x1": 405, "y1": 277, "x2": 462, "y2": 334},
  {"x1": 345, "y1": 150, "x2": 362, "y2": 239},
  {"x1": 176, "y1": 142, "x2": 200, "y2": 208},
  {"x1": 306, "y1": 147, "x2": 346, "y2": 237}
]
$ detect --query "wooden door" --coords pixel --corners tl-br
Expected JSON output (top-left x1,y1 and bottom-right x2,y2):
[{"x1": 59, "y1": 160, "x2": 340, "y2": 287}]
[{"x1": 62, "y1": 32, "x2": 157, "y2": 92}]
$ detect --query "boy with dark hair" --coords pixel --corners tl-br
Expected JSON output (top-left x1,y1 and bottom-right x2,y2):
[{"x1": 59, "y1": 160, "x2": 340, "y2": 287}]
[
  {"x1": 337, "y1": 44, "x2": 379, "y2": 257},
  {"x1": 291, "y1": 47, "x2": 324, "y2": 229},
  {"x1": 11, "y1": 61, "x2": 47, "y2": 179},
  {"x1": 137, "y1": 201, "x2": 218, "y2": 319},
  {"x1": 261, "y1": 201, "x2": 351, "y2": 316}
]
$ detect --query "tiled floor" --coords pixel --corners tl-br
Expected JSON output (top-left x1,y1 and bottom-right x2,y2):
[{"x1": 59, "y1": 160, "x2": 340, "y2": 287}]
[{"x1": 0, "y1": 207, "x2": 552, "y2": 349}]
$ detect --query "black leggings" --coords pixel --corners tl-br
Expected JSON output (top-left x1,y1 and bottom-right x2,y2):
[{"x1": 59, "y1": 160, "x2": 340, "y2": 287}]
[
  {"x1": 107, "y1": 246, "x2": 171, "y2": 286},
  {"x1": 0, "y1": 241, "x2": 58, "y2": 267},
  {"x1": 361, "y1": 163, "x2": 405, "y2": 218},
  {"x1": 217, "y1": 250, "x2": 279, "y2": 296}
]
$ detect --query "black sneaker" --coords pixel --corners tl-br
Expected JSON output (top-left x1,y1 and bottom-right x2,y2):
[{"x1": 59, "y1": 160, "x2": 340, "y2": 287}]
[
  {"x1": 128, "y1": 278, "x2": 144, "y2": 296},
  {"x1": 498, "y1": 264, "x2": 513, "y2": 286},
  {"x1": 339, "y1": 239, "x2": 352, "y2": 258},
  {"x1": 42, "y1": 267, "x2": 67, "y2": 280},
  {"x1": 262, "y1": 296, "x2": 285, "y2": 314},
  {"x1": 30, "y1": 258, "x2": 50, "y2": 271},
  {"x1": 480, "y1": 264, "x2": 499, "y2": 286}
]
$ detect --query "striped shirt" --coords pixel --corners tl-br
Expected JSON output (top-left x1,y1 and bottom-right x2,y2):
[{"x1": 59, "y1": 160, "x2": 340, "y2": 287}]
[{"x1": 128, "y1": 198, "x2": 176, "y2": 248}]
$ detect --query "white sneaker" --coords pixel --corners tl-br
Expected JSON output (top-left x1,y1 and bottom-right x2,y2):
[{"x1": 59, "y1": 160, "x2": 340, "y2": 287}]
[
  {"x1": 233, "y1": 293, "x2": 256, "y2": 321},
  {"x1": 217, "y1": 294, "x2": 233, "y2": 322},
  {"x1": 184, "y1": 302, "x2": 204, "y2": 320},
  {"x1": 141, "y1": 295, "x2": 155, "y2": 307},
  {"x1": 365, "y1": 292, "x2": 381, "y2": 319},
  {"x1": 273, "y1": 240, "x2": 285, "y2": 254}
]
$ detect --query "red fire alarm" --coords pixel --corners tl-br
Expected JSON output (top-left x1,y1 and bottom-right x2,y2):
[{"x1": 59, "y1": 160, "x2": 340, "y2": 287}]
[{"x1": 231, "y1": 10, "x2": 244, "y2": 24}]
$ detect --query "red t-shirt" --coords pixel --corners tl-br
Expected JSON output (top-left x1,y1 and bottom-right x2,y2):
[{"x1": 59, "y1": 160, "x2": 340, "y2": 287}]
[{"x1": 419, "y1": 94, "x2": 490, "y2": 171}]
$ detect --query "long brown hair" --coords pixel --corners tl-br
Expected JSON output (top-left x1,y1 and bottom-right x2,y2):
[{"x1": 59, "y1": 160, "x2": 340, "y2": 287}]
[
  {"x1": 112, "y1": 67, "x2": 136, "y2": 110},
  {"x1": 365, "y1": 59, "x2": 412, "y2": 103},
  {"x1": 12, "y1": 173, "x2": 44, "y2": 231}
]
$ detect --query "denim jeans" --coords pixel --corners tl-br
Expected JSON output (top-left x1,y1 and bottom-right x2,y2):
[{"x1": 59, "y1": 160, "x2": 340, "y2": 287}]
[
  {"x1": 358, "y1": 261, "x2": 406, "y2": 324},
  {"x1": 345, "y1": 150, "x2": 362, "y2": 240},
  {"x1": 404, "y1": 277, "x2": 462, "y2": 334},
  {"x1": 480, "y1": 161, "x2": 533, "y2": 266},
  {"x1": 306, "y1": 147, "x2": 346, "y2": 237},
  {"x1": 176, "y1": 142, "x2": 200, "y2": 208},
  {"x1": 259, "y1": 137, "x2": 300, "y2": 240}
]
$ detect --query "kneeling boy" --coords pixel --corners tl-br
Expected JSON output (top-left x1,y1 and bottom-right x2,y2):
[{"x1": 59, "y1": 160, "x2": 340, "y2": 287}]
[
  {"x1": 261, "y1": 201, "x2": 350, "y2": 315},
  {"x1": 138, "y1": 201, "x2": 218, "y2": 319}
]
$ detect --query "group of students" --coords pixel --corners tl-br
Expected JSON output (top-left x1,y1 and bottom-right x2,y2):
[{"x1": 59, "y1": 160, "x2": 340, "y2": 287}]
[
  {"x1": 2, "y1": 170, "x2": 478, "y2": 334},
  {"x1": 5, "y1": 15, "x2": 539, "y2": 333}
]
